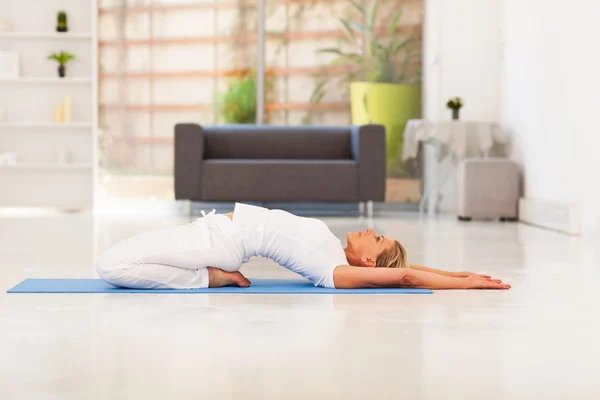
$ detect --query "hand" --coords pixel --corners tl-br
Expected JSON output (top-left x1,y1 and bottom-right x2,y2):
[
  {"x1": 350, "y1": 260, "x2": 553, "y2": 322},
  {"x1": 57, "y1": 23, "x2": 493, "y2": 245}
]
[
  {"x1": 460, "y1": 271, "x2": 507, "y2": 285},
  {"x1": 457, "y1": 271, "x2": 494, "y2": 280},
  {"x1": 464, "y1": 275, "x2": 511, "y2": 290}
]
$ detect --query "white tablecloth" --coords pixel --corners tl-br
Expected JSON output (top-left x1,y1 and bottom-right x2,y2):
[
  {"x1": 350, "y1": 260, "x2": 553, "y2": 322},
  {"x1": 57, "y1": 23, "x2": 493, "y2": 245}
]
[{"x1": 402, "y1": 120, "x2": 509, "y2": 161}]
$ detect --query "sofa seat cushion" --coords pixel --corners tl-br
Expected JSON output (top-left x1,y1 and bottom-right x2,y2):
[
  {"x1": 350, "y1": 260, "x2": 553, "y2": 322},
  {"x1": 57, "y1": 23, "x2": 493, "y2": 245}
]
[{"x1": 201, "y1": 159, "x2": 358, "y2": 202}]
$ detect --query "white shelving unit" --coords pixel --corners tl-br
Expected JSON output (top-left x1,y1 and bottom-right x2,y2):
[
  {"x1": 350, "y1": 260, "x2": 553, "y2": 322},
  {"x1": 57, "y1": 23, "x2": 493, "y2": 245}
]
[
  {"x1": 0, "y1": 77, "x2": 92, "y2": 84},
  {"x1": 0, "y1": 122, "x2": 93, "y2": 129},
  {"x1": 0, "y1": 32, "x2": 92, "y2": 39},
  {"x1": 0, "y1": 164, "x2": 93, "y2": 169},
  {"x1": 0, "y1": 0, "x2": 97, "y2": 210}
]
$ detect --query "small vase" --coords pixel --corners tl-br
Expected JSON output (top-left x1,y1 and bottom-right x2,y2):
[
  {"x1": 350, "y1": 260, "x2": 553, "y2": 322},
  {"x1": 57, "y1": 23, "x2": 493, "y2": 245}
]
[
  {"x1": 58, "y1": 65, "x2": 66, "y2": 78},
  {"x1": 56, "y1": 25, "x2": 68, "y2": 33},
  {"x1": 452, "y1": 108, "x2": 460, "y2": 120}
]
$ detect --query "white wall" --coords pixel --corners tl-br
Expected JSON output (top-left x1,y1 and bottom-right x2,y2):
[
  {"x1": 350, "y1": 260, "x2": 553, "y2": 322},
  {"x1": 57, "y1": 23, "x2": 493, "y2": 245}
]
[
  {"x1": 423, "y1": 0, "x2": 504, "y2": 211},
  {"x1": 501, "y1": 0, "x2": 600, "y2": 234},
  {"x1": 424, "y1": 0, "x2": 504, "y2": 121},
  {"x1": 423, "y1": 0, "x2": 600, "y2": 235}
]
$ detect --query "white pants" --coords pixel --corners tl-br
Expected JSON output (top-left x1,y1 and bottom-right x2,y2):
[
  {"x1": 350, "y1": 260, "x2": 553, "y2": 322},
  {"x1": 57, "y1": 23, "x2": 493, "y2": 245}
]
[{"x1": 95, "y1": 211, "x2": 243, "y2": 289}]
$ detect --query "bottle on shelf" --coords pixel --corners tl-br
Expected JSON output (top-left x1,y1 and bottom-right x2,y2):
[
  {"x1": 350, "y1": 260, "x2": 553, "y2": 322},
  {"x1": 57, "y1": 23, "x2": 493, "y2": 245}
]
[
  {"x1": 54, "y1": 147, "x2": 70, "y2": 165},
  {"x1": 0, "y1": 19, "x2": 12, "y2": 33},
  {"x1": 53, "y1": 104, "x2": 64, "y2": 123},
  {"x1": 0, "y1": 152, "x2": 18, "y2": 166},
  {"x1": 0, "y1": 51, "x2": 20, "y2": 78},
  {"x1": 63, "y1": 95, "x2": 73, "y2": 123}
]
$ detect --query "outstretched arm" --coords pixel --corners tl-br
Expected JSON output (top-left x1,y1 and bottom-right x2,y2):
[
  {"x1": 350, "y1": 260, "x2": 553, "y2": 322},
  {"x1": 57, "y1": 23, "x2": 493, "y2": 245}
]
[
  {"x1": 410, "y1": 264, "x2": 492, "y2": 279},
  {"x1": 333, "y1": 265, "x2": 510, "y2": 290}
]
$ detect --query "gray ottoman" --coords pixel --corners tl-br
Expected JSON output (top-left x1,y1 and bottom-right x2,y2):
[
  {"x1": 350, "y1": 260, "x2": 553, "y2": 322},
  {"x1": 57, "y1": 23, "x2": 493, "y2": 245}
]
[{"x1": 456, "y1": 158, "x2": 520, "y2": 221}]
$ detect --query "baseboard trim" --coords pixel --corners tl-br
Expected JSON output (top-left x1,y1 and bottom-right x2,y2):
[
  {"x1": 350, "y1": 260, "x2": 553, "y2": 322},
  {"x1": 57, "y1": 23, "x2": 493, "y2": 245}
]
[
  {"x1": 191, "y1": 201, "x2": 419, "y2": 217},
  {"x1": 519, "y1": 197, "x2": 581, "y2": 235}
]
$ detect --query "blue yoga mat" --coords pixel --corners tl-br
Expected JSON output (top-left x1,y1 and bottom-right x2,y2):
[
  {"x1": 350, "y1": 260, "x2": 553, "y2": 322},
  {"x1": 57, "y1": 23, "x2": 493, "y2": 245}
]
[{"x1": 7, "y1": 278, "x2": 432, "y2": 294}]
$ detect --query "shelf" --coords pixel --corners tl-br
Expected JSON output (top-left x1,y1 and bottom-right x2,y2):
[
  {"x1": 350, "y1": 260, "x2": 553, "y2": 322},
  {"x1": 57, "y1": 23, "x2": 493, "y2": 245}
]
[
  {"x1": 0, "y1": 32, "x2": 92, "y2": 40},
  {"x1": 0, "y1": 163, "x2": 93, "y2": 170},
  {"x1": 0, "y1": 122, "x2": 93, "y2": 129},
  {"x1": 0, "y1": 78, "x2": 92, "y2": 84}
]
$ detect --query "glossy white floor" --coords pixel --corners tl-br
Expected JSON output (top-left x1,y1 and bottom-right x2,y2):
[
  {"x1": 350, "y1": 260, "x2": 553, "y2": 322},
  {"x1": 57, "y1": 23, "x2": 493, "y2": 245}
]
[{"x1": 1, "y1": 209, "x2": 599, "y2": 400}]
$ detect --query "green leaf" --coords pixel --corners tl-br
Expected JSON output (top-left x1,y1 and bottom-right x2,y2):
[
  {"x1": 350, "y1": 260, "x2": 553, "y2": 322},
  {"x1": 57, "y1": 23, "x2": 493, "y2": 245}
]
[
  {"x1": 317, "y1": 48, "x2": 345, "y2": 55},
  {"x1": 333, "y1": 53, "x2": 363, "y2": 64},
  {"x1": 349, "y1": 0, "x2": 366, "y2": 16},
  {"x1": 47, "y1": 51, "x2": 76, "y2": 65},
  {"x1": 388, "y1": 37, "x2": 411, "y2": 56},
  {"x1": 320, "y1": 49, "x2": 364, "y2": 66},
  {"x1": 388, "y1": 9, "x2": 403, "y2": 36},
  {"x1": 312, "y1": 90, "x2": 326, "y2": 104},
  {"x1": 309, "y1": 86, "x2": 327, "y2": 105},
  {"x1": 305, "y1": 78, "x2": 330, "y2": 125},
  {"x1": 367, "y1": 0, "x2": 380, "y2": 33},
  {"x1": 339, "y1": 18, "x2": 358, "y2": 40}
]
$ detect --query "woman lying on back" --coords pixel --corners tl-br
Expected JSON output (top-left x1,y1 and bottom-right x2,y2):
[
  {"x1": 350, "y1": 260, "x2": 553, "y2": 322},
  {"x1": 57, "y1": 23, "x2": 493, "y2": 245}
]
[{"x1": 96, "y1": 203, "x2": 510, "y2": 290}]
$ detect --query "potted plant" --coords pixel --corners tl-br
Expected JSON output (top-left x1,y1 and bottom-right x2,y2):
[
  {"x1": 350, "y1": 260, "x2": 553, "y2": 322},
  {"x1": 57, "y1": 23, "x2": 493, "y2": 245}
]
[
  {"x1": 447, "y1": 97, "x2": 463, "y2": 120},
  {"x1": 315, "y1": 0, "x2": 421, "y2": 177},
  {"x1": 56, "y1": 11, "x2": 68, "y2": 32},
  {"x1": 219, "y1": 73, "x2": 258, "y2": 123},
  {"x1": 47, "y1": 51, "x2": 76, "y2": 78},
  {"x1": 218, "y1": 71, "x2": 274, "y2": 124}
]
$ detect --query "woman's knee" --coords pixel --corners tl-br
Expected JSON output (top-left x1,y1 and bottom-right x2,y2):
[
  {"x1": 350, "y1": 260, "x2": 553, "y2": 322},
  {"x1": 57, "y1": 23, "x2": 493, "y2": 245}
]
[{"x1": 95, "y1": 255, "x2": 130, "y2": 285}]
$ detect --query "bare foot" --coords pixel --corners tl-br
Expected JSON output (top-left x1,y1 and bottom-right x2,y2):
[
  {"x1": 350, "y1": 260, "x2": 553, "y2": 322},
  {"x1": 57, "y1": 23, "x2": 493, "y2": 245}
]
[{"x1": 207, "y1": 267, "x2": 251, "y2": 288}]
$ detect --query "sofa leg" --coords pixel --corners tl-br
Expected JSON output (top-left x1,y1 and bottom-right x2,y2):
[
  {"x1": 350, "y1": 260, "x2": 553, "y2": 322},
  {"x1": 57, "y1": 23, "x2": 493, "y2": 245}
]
[
  {"x1": 358, "y1": 202, "x2": 365, "y2": 217},
  {"x1": 187, "y1": 200, "x2": 193, "y2": 221},
  {"x1": 367, "y1": 201, "x2": 374, "y2": 218}
]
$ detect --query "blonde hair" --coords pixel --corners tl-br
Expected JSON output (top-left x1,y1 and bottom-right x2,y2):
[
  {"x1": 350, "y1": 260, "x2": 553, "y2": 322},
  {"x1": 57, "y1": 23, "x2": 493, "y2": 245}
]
[{"x1": 376, "y1": 240, "x2": 409, "y2": 269}]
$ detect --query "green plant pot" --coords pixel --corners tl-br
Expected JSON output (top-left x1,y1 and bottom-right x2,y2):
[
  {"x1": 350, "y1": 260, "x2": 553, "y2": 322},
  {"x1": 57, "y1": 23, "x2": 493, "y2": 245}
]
[
  {"x1": 452, "y1": 108, "x2": 460, "y2": 120},
  {"x1": 350, "y1": 82, "x2": 421, "y2": 177}
]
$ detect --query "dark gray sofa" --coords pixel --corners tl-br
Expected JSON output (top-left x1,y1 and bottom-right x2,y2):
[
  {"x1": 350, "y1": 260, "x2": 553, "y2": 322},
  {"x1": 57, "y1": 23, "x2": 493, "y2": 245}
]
[{"x1": 174, "y1": 124, "x2": 386, "y2": 208}]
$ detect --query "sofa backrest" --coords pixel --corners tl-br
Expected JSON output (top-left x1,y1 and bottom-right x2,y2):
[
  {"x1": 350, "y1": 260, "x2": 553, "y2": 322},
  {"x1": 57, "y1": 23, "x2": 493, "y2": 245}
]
[{"x1": 202, "y1": 125, "x2": 353, "y2": 160}]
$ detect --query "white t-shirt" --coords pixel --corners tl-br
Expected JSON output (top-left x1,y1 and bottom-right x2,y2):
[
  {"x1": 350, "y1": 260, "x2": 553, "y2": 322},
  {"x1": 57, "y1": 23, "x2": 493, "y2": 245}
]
[{"x1": 233, "y1": 203, "x2": 348, "y2": 288}]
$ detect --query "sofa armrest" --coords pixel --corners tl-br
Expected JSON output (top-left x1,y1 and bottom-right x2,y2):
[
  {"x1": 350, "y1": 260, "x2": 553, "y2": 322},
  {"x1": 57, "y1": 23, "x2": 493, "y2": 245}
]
[
  {"x1": 174, "y1": 123, "x2": 204, "y2": 200},
  {"x1": 351, "y1": 124, "x2": 386, "y2": 201}
]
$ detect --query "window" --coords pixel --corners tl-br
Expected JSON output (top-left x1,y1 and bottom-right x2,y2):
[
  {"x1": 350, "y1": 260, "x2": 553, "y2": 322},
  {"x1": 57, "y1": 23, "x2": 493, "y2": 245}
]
[{"x1": 98, "y1": 0, "x2": 422, "y2": 202}]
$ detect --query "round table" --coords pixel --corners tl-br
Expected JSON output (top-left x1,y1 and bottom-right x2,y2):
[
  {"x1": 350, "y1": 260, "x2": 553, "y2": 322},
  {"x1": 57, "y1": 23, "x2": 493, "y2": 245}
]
[{"x1": 402, "y1": 119, "x2": 510, "y2": 214}]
